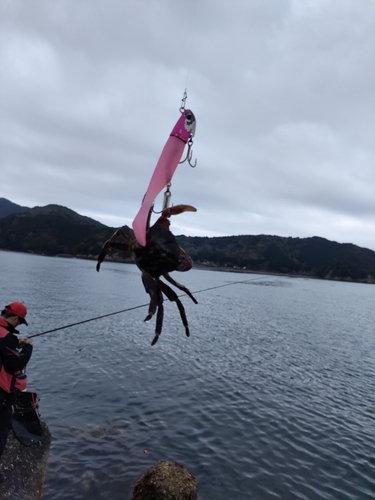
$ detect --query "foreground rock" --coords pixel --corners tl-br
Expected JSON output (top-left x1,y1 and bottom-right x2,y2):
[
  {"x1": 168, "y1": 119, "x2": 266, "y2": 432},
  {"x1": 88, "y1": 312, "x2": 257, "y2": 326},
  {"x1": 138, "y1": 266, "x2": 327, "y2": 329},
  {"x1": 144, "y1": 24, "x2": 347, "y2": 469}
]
[
  {"x1": 133, "y1": 461, "x2": 198, "y2": 500},
  {"x1": 0, "y1": 420, "x2": 51, "y2": 500}
]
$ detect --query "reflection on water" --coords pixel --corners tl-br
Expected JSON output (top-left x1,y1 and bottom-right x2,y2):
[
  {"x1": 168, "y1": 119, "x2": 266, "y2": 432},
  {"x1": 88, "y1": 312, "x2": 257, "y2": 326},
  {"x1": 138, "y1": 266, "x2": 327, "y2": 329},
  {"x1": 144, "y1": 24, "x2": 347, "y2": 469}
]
[{"x1": 1, "y1": 251, "x2": 375, "y2": 499}]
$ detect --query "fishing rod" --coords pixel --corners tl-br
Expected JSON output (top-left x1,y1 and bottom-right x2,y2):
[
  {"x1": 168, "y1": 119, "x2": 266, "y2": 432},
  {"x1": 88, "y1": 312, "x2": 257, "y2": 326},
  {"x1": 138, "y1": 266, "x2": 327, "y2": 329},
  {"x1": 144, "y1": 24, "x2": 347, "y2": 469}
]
[
  {"x1": 28, "y1": 276, "x2": 266, "y2": 339},
  {"x1": 28, "y1": 303, "x2": 148, "y2": 339}
]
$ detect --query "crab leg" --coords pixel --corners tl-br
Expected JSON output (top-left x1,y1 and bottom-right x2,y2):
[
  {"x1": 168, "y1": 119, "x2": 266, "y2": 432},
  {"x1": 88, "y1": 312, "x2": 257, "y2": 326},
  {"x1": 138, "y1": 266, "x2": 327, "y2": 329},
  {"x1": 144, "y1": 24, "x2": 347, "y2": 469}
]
[
  {"x1": 163, "y1": 273, "x2": 198, "y2": 304},
  {"x1": 157, "y1": 279, "x2": 191, "y2": 339},
  {"x1": 152, "y1": 305, "x2": 164, "y2": 346},
  {"x1": 142, "y1": 273, "x2": 162, "y2": 322},
  {"x1": 132, "y1": 110, "x2": 196, "y2": 247},
  {"x1": 96, "y1": 225, "x2": 135, "y2": 272},
  {"x1": 142, "y1": 273, "x2": 166, "y2": 346}
]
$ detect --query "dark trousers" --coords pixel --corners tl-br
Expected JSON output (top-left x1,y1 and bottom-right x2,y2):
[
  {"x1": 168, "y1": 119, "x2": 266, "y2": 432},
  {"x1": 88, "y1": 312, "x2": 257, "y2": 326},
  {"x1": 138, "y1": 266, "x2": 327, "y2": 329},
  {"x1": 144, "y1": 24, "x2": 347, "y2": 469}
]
[{"x1": 0, "y1": 401, "x2": 13, "y2": 460}]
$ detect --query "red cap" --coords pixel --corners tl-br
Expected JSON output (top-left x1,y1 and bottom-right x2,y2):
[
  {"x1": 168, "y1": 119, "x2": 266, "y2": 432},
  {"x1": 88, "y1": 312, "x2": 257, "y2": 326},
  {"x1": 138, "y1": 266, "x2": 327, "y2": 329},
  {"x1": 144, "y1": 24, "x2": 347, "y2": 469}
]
[{"x1": 4, "y1": 302, "x2": 28, "y2": 325}]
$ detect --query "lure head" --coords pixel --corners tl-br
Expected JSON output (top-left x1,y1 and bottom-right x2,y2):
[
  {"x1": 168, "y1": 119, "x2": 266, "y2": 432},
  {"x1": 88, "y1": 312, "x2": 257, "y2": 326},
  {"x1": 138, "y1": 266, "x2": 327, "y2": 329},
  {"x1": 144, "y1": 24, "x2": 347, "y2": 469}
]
[{"x1": 170, "y1": 109, "x2": 196, "y2": 143}]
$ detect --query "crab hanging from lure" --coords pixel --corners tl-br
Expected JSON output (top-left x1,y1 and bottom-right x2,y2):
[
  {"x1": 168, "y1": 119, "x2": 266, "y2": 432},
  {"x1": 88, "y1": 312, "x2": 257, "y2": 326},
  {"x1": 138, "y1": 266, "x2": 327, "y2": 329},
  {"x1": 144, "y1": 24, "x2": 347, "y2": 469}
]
[
  {"x1": 96, "y1": 100, "x2": 198, "y2": 345},
  {"x1": 96, "y1": 204, "x2": 198, "y2": 345}
]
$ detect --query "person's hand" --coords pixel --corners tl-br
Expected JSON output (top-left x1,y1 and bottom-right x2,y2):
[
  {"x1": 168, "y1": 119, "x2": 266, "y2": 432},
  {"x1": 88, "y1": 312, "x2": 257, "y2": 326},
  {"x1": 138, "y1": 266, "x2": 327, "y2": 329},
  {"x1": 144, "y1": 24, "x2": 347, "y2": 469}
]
[{"x1": 19, "y1": 338, "x2": 33, "y2": 347}]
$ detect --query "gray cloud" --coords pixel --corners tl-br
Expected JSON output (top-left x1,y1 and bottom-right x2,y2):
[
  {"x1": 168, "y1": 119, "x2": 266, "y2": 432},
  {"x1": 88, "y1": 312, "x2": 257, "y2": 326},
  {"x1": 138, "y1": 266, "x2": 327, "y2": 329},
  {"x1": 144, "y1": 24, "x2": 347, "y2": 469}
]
[{"x1": 1, "y1": 0, "x2": 374, "y2": 250}]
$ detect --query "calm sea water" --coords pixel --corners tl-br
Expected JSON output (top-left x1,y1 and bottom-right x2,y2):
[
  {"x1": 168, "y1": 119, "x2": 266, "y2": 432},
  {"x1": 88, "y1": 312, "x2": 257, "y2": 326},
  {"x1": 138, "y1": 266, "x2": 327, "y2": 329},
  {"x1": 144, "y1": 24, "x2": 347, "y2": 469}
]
[{"x1": 1, "y1": 250, "x2": 374, "y2": 500}]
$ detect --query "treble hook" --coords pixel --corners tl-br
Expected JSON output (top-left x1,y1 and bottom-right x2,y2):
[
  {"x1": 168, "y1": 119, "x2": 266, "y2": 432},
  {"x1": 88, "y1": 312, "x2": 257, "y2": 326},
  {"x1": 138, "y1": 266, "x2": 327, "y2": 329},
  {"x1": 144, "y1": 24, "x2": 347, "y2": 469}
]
[{"x1": 179, "y1": 137, "x2": 197, "y2": 168}]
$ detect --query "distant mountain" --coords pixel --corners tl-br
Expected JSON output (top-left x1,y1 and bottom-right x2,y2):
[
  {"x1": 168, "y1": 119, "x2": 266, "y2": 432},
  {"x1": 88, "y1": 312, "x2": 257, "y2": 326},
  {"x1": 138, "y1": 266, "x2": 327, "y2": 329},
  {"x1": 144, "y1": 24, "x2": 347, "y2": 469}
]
[
  {"x1": 0, "y1": 198, "x2": 103, "y2": 226},
  {"x1": 177, "y1": 234, "x2": 375, "y2": 283},
  {"x1": 0, "y1": 200, "x2": 113, "y2": 258},
  {"x1": 0, "y1": 198, "x2": 30, "y2": 217},
  {"x1": 0, "y1": 199, "x2": 374, "y2": 283}
]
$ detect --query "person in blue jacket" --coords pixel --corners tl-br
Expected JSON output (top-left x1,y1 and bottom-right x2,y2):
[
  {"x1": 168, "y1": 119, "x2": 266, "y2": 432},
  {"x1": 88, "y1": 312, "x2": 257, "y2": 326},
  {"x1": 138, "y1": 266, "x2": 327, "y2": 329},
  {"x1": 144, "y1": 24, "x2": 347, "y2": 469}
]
[{"x1": 0, "y1": 302, "x2": 33, "y2": 484}]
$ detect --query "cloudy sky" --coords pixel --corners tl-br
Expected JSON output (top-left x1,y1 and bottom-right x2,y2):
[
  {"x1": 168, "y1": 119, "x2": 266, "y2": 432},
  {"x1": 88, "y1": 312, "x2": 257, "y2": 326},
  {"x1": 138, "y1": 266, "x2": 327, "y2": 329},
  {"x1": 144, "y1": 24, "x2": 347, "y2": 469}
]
[{"x1": 1, "y1": 0, "x2": 374, "y2": 250}]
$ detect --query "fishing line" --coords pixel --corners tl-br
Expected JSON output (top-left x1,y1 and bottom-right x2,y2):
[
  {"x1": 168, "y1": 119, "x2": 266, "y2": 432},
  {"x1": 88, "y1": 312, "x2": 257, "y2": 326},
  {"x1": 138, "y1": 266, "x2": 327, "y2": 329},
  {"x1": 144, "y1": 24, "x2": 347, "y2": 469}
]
[
  {"x1": 183, "y1": 0, "x2": 199, "y2": 91},
  {"x1": 28, "y1": 275, "x2": 266, "y2": 339}
]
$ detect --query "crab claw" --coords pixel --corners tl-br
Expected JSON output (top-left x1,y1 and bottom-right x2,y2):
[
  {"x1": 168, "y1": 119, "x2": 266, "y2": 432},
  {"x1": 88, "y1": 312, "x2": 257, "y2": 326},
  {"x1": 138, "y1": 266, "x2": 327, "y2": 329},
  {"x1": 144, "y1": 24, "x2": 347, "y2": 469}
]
[
  {"x1": 96, "y1": 225, "x2": 135, "y2": 271},
  {"x1": 153, "y1": 204, "x2": 197, "y2": 230},
  {"x1": 161, "y1": 204, "x2": 197, "y2": 218}
]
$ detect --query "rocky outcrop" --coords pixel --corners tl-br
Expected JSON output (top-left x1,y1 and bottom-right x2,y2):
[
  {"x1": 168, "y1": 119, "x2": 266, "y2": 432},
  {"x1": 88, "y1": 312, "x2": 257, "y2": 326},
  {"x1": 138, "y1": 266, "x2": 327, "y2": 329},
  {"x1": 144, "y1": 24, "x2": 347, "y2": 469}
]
[
  {"x1": 0, "y1": 420, "x2": 51, "y2": 500},
  {"x1": 133, "y1": 461, "x2": 198, "y2": 500}
]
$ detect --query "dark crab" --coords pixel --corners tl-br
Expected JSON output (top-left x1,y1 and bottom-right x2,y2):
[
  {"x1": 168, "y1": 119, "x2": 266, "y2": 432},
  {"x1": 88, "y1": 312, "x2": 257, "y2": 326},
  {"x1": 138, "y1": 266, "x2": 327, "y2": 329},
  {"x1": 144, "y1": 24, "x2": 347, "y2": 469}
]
[{"x1": 96, "y1": 204, "x2": 198, "y2": 345}]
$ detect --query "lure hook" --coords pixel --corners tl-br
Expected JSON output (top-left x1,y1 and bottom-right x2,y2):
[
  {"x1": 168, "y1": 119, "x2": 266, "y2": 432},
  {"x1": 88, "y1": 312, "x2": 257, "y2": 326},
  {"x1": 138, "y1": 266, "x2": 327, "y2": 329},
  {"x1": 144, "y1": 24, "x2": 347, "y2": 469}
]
[
  {"x1": 162, "y1": 182, "x2": 172, "y2": 209},
  {"x1": 152, "y1": 183, "x2": 172, "y2": 214},
  {"x1": 179, "y1": 137, "x2": 197, "y2": 168},
  {"x1": 179, "y1": 89, "x2": 188, "y2": 113}
]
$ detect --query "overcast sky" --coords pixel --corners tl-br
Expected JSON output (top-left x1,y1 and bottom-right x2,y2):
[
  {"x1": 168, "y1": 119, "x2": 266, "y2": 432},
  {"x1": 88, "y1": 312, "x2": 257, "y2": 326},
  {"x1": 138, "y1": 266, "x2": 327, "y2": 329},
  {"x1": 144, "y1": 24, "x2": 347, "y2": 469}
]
[{"x1": 1, "y1": 0, "x2": 374, "y2": 250}]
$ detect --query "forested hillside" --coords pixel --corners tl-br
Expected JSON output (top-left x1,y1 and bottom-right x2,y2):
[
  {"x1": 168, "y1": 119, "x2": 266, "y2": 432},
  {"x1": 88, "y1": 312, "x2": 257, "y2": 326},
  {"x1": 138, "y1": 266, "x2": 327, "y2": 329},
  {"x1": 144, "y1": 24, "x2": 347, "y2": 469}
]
[{"x1": 1, "y1": 198, "x2": 374, "y2": 283}]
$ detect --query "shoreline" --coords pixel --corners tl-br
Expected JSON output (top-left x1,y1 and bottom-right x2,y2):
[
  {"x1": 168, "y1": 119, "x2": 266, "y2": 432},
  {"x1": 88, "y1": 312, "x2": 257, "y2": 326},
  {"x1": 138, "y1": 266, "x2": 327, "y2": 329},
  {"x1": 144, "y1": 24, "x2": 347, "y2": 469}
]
[{"x1": 1, "y1": 249, "x2": 374, "y2": 284}]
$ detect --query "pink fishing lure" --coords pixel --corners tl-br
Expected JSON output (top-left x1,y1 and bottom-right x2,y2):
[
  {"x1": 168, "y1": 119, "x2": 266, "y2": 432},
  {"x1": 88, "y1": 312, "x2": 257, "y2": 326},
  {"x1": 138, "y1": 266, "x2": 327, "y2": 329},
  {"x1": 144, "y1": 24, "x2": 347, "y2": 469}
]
[{"x1": 132, "y1": 109, "x2": 196, "y2": 246}]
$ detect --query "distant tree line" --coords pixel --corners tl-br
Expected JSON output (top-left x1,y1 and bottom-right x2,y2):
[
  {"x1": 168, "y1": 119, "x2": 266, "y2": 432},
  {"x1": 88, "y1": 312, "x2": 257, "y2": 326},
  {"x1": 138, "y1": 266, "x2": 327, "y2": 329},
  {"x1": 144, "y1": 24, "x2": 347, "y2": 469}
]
[{"x1": 0, "y1": 202, "x2": 374, "y2": 283}]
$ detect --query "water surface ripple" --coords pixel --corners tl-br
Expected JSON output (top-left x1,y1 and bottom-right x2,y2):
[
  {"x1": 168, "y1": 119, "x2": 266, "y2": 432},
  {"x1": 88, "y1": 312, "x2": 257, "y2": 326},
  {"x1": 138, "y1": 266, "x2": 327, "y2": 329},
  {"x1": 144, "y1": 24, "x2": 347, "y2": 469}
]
[{"x1": 1, "y1": 251, "x2": 374, "y2": 499}]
